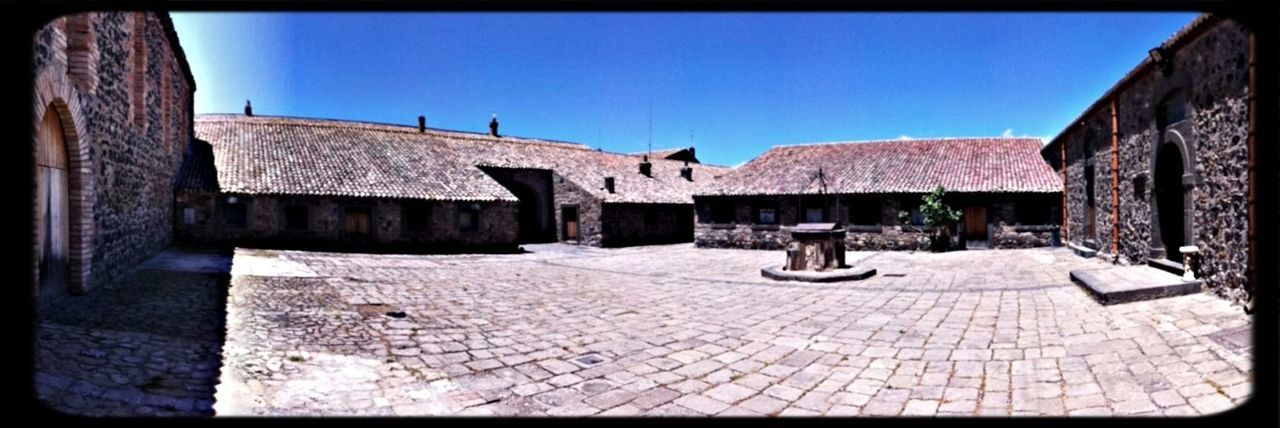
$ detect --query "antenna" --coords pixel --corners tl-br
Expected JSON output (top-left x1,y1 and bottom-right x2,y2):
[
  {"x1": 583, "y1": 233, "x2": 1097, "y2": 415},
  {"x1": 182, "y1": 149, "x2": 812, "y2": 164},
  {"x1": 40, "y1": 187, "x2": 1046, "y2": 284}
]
[{"x1": 647, "y1": 97, "x2": 653, "y2": 156}]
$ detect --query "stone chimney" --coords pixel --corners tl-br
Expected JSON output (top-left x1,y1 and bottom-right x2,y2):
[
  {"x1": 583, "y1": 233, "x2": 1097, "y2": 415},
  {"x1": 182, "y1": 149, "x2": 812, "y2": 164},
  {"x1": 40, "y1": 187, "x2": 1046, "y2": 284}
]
[
  {"x1": 418, "y1": 115, "x2": 426, "y2": 133},
  {"x1": 680, "y1": 161, "x2": 693, "y2": 181},
  {"x1": 639, "y1": 155, "x2": 652, "y2": 177},
  {"x1": 489, "y1": 113, "x2": 500, "y2": 137},
  {"x1": 244, "y1": 100, "x2": 253, "y2": 116},
  {"x1": 604, "y1": 176, "x2": 615, "y2": 193}
]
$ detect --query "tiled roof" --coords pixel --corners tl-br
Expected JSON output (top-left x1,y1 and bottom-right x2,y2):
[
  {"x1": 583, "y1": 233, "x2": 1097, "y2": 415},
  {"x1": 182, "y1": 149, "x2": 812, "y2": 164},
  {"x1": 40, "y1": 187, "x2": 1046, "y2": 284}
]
[
  {"x1": 195, "y1": 116, "x2": 518, "y2": 201},
  {"x1": 175, "y1": 138, "x2": 218, "y2": 191},
  {"x1": 193, "y1": 115, "x2": 731, "y2": 204},
  {"x1": 700, "y1": 138, "x2": 1061, "y2": 196}
]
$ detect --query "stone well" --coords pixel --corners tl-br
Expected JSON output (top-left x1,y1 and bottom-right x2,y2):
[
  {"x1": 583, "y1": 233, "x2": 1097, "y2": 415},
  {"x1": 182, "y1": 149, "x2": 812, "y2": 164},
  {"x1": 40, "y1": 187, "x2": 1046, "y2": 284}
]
[{"x1": 761, "y1": 223, "x2": 875, "y2": 282}]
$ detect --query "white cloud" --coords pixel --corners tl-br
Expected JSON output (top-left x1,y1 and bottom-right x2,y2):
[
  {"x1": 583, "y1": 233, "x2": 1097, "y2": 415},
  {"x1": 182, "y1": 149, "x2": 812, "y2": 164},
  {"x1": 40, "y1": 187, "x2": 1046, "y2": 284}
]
[
  {"x1": 1001, "y1": 128, "x2": 1014, "y2": 138},
  {"x1": 731, "y1": 160, "x2": 747, "y2": 168},
  {"x1": 898, "y1": 134, "x2": 912, "y2": 140}
]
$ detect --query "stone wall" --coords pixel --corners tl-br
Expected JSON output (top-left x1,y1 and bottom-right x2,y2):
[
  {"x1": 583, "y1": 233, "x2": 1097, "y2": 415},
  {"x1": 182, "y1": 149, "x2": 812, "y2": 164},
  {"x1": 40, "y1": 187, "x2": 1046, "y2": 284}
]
[
  {"x1": 993, "y1": 225, "x2": 1058, "y2": 249},
  {"x1": 694, "y1": 193, "x2": 1055, "y2": 251},
  {"x1": 551, "y1": 172, "x2": 603, "y2": 246},
  {"x1": 33, "y1": 12, "x2": 193, "y2": 294},
  {"x1": 1058, "y1": 18, "x2": 1251, "y2": 304},
  {"x1": 600, "y1": 203, "x2": 694, "y2": 247},
  {"x1": 174, "y1": 192, "x2": 519, "y2": 252}
]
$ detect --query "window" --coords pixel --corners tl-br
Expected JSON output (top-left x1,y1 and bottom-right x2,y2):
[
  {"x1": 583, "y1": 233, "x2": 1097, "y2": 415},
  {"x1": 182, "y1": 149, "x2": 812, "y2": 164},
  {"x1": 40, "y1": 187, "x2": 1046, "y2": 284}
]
[
  {"x1": 182, "y1": 207, "x2": 195, "y2": 225},
  {"x1": 849, "y1": 199, "x2": 881, "y2": 225},
  {"x1": 754, "y1": 201, "x2": 778, "y2": 224},
  {"x1": 222, "y1": 198, "x2": 247, "y2": 227},
  {"x1": 709, "y1": 201, "x2": 735, "y2": 224},
  {"x1": 284, "y1": 205, "x2": 309, "y2": 231},
  {"x1": 403, "y1": 201, "x2": 432, "y2": 233},
  {"x1": 1016, "y1": 200, "x2": 1051, "y2": 225},
  {"x1": 804, "y1": 207, "x2": 825, "y2": 223},
  {"x1": 458, "y1": 204, "x2": 480, "y2": 231},
  {"x1": 1157, "y1": 89, "x2": 1187, "y2": 130}
]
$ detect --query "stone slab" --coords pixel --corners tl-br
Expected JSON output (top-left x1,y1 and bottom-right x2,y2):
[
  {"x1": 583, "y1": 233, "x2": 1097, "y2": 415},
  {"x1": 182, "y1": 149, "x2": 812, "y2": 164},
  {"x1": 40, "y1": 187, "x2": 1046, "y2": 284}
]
[
  {"x1": 760, "y1": 265, "x2": 876, "y2": 283},
  {"x1": 1145, "y1": 258, "x2": 1185, "y2": 276},
  {"x1": 1067, "y1": 243, "x2": 1097, "y2": 258},
  {"x1": 1069, "y1": 266, "x2": 1201, "y2": 305}
]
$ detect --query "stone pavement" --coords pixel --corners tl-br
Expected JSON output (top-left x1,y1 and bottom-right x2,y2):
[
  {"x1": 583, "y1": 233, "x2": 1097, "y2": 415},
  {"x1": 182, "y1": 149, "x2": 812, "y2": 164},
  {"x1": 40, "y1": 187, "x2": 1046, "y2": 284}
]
[
  {"x1": 215, "y1": 244, "x2": 1252, "y2": 416},
  {"x1": 35, "y1": 248, "x2": 232, "y2": 416}
]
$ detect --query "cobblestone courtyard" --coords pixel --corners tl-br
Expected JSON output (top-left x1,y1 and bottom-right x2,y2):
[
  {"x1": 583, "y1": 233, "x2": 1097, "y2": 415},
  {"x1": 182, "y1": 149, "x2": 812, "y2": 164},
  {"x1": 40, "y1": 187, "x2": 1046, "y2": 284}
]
[{"x1": 212, "y1": 244, "x2": 1252, "y2": 416}]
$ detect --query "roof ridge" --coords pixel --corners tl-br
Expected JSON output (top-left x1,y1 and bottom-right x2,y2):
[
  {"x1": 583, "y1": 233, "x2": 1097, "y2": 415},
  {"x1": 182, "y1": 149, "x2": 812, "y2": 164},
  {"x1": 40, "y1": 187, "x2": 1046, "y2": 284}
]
[
  {"x1": 195, "y1": 113, "x2": 594, "y2": 150},
  {"x1": 772, "y1": 136, "x2": 1043, "y2": 149}
]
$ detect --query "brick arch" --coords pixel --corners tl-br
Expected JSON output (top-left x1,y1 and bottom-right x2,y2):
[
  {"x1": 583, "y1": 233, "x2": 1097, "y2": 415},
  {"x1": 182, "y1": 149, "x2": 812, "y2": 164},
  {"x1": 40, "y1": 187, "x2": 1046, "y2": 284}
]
[{"x1": 33, "y1": 65, "x2": 93, "y2": 295}]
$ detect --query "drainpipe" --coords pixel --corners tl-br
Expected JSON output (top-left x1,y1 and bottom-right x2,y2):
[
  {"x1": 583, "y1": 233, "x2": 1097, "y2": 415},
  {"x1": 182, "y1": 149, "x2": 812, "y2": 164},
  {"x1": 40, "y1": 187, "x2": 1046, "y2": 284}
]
[
  {"x1": 1245, "y1": 31, "x2": 1257, "y2": 313},
  {"x1": 1061, "y1": 140, "x2": 1069, "y2": 243},
  {"x1": 1111, "y1": 95, "x2": 1121, "y2": 262}
]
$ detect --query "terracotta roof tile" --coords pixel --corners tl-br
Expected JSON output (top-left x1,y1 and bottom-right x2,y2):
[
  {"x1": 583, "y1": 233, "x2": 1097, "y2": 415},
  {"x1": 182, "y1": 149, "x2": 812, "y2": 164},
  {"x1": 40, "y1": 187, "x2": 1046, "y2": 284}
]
[
  {"x1": 700, "y1": 137, "x2": 1060, "y2": 196},
  {"x1": 193, "y1": 115, "x2": 732, "y2": 204}
]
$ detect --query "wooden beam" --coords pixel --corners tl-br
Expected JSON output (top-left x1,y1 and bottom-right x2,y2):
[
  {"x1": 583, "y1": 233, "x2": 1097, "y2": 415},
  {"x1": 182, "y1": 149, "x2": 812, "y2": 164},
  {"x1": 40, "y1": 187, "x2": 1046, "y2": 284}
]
[
  {"x1": 1061, "y1": 138, "x2": 1069, "y2": 243},
  {"x1": 1111, "y1": 95, "x2": 1121, "y2": 260}
]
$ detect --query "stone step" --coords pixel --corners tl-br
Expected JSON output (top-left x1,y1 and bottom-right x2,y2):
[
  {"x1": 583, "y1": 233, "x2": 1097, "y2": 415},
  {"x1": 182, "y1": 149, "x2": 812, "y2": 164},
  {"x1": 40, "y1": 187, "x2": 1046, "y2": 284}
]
[
  {"x1": 1082, "y1": 239, "x2": 1100, "y2": 250},
  {"x1": 1069, "y1": 266, "x2": 1201, "y2": 305},
  {"x1": 1067, "y1": 242, "x2": 1097, "y2": 258},
  {"x1": 1146, "y1": 257, "x2": 1184, "y2": 276}
]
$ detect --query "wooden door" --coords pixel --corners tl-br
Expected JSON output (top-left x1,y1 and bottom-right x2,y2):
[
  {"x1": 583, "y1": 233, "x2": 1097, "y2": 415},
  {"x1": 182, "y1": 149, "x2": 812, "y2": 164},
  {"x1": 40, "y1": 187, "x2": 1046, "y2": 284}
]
[
  {"x1": 964, "y1": 205, "x2": 987, "y2": 241},
  {"x1": 562, "y1": 206, "x2": 579, "y2": 241},
  {"x1": 36, "y1": 108, "x2": 70, "y2": 307},
  {"x1": 345, "y1": 207, "x2": 371, "y2": 241}
]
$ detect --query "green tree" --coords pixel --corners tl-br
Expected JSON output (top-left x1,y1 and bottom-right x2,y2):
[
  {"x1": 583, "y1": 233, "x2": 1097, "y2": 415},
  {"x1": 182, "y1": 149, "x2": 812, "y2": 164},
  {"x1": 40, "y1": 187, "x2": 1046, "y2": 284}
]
[
  {"x1": 920, "y1": 186, "x2": 962, "y2": 227},
  {"x1": 918, "y1": 186, "x2": 961, "y2": 251}
]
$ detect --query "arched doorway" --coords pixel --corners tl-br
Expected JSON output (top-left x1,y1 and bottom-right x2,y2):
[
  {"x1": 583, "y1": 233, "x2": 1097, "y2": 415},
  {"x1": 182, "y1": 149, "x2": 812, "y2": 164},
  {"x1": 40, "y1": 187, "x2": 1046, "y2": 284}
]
[
  {"x1": 1154, "y1": 141, "x2": 1186, "y2": 262},
  {"x1": 508, "y1": 182, "x2": 544, "y2": 243},
  {"x1": 36, "y1": 106, "x2": 71, "y2": 308}
]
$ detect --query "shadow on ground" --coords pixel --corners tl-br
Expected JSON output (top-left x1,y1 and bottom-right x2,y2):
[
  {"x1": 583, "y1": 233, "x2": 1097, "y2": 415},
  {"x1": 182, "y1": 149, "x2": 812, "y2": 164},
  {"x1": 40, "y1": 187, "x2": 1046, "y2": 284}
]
[{"x1": 34, "y1": 247, "x2": 232, "y2": 416}]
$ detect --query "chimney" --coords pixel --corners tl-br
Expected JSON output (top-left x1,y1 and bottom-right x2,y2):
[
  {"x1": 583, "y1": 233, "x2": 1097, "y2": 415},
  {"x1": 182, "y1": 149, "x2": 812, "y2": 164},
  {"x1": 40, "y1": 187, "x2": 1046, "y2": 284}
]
[
  {"x1": 244, "y1": 100, "x2": 253, "y2": 116},
  {"x1": 680, "y1": 161, "x2": 693, "y2": 181},
  {"x1": 489, "y1": 113, "x2": 500, "y2": 137},
  {"x1": 604, "y1": 176, "x2": 615, "y2": 193},
  {"x1": 418, "y1": 115, "x2": 426, "y2": 133},
  {"x1": 639, "y1": 155, "x2": 652, "y2": 177}
]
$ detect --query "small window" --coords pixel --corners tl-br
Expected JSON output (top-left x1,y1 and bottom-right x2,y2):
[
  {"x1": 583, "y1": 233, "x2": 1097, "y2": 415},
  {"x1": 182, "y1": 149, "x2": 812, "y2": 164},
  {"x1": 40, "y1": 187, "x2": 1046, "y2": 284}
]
[
  {"x1": 458, "y1": 204, "x2": 480, "y2": 231},
  {"x1": 404, "y1": 201, "x2": 432, "y2": 233},
  {"x1": 710, "y1": 201, "x2": 735, "y2": 224},
  {"x1": 222, "y1": 198, "x2": 247, "y2": 227},
  {"x1": 849, "y1": 199, "x2": 881, "y2": 225},
  {"x1": 1016, "y1": 200, "x2": 1051, "y2": 225},
  {"x1": 1157, "y1": 89, "x2": 1188, "y2": 130},
  {"x1": 754, "y1": 201, "x2": 779, "y2": 225},
  {"x1": 804, "y1": 207, "x2": 825, "y2": 223},
  {"x1": 182, "y1": 207, "x2": 195, "y2": 225},
  {"x1": 757, "y1": 208, "x2": 777, "y2": 225},
  {"x1": 284, "y1": 205, "x2": 309, "y2": 231}
]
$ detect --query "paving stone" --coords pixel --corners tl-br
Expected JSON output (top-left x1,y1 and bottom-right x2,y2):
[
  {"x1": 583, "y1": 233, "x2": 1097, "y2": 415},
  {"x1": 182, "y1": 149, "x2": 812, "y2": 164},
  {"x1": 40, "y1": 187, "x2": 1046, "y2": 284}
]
[
  {"x1": 704, "y1": 383, "x2": 757, "y2": 404},
  {"x1": 673, "y1": 395, "x2": 731, "y2": 415},
  {"x1": 738, "y1": 394, "x2": 788, "y2": 415}
]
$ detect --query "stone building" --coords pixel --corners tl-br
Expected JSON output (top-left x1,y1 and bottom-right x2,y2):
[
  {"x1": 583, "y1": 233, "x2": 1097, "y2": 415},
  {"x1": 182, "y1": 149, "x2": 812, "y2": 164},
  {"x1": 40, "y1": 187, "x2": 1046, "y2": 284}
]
[
  {"x1": 694, "y1": 138, "x2": 1062, "y2": 251},
  {"x1": 177, "y1": 114, "x2": 729, "y2": 250},
  {"x1": 1041, "y1": 14, "x2": 1258, "y2": 305},
  {"x1": 32, "y1": 12, "x2": 195, "y2": 309}
]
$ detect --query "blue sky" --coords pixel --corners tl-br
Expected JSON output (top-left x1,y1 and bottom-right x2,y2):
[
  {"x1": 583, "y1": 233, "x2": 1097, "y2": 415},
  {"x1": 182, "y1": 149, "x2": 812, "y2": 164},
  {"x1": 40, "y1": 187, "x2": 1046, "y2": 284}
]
[{"x1": 171, "y1": 12, "x2": 1199, "y2": 167}]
